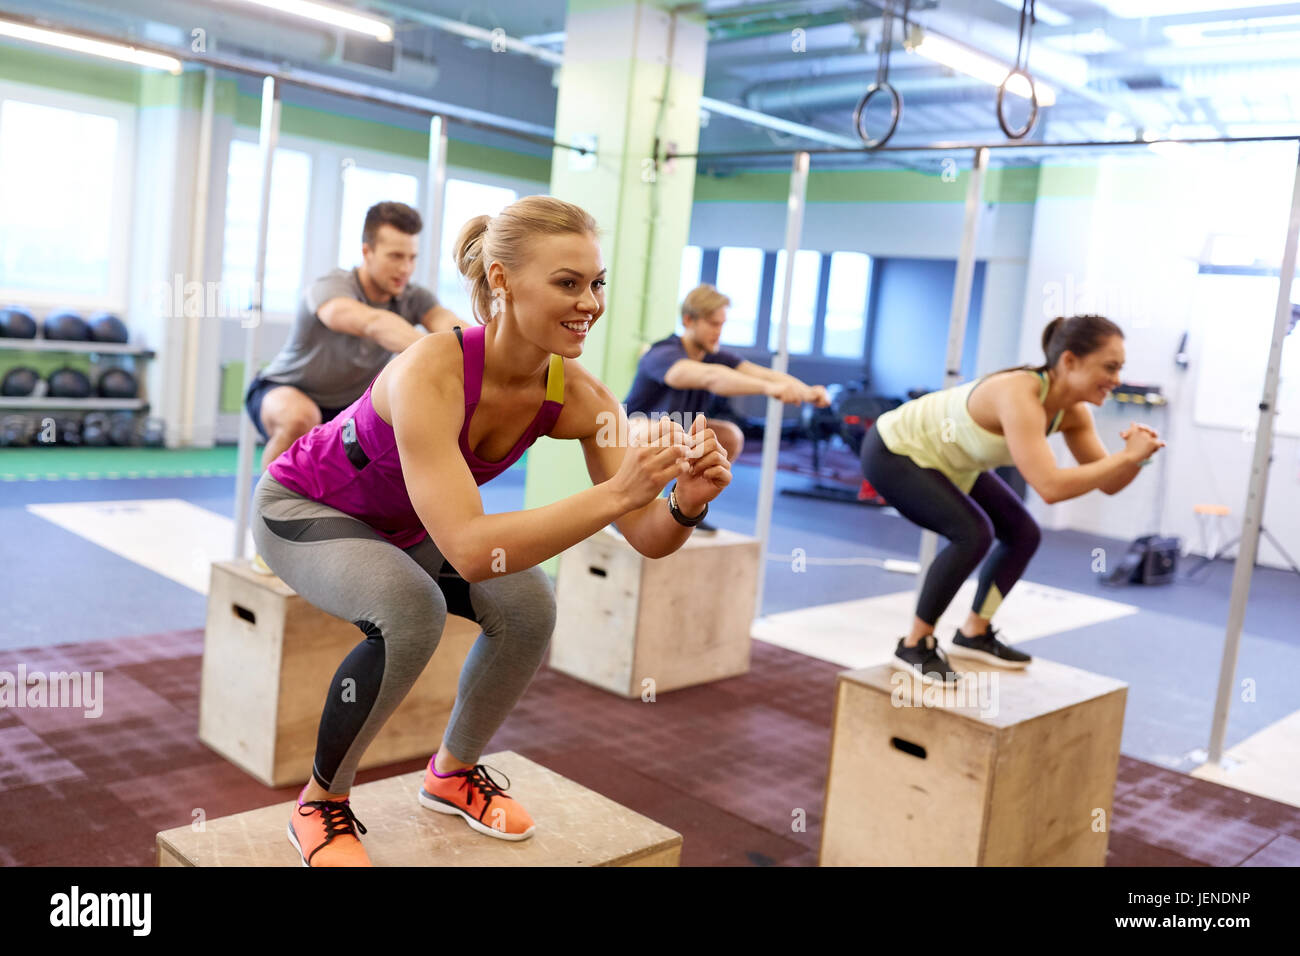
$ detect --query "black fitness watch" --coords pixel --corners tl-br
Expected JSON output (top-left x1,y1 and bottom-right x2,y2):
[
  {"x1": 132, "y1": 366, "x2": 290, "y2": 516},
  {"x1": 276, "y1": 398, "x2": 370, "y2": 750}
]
[{"x1": 668, "y1": 483, "x2": 707, "y2": 527}]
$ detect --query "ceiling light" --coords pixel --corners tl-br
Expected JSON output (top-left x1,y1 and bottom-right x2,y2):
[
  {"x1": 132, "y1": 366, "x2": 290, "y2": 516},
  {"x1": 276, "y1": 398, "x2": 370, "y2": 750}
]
[
  {"x1": 234, "y1": 0, "x2": 394, "y2": 42},
  {"x1": 910, "y1": 33, "x2": 1057, "y2": 106},
  {"x1": 1164, "y1": 15, "x2": 1300, "y2": 45},
  {"x1": 1099, "y1": 1, "x2": 1296, "y2": 18},
  {"x1": 0, "y1": 17, "x2": 182, "y2": 72},
  {"x1": 1042, "y1": 29, "x2": 1121, "y2": 54},
  {"x1": 987, "y1": 0, "x2": 1073, "y2": 27}
]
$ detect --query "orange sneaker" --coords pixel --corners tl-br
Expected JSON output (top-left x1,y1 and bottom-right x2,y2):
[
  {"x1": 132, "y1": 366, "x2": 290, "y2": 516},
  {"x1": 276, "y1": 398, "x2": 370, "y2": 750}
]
[
  {"x1": 287, "y1": 787, "x2": 372, "y2": 867},
  {"x1": 418, "y1": 761, "x2": 535, "y2": 841}
]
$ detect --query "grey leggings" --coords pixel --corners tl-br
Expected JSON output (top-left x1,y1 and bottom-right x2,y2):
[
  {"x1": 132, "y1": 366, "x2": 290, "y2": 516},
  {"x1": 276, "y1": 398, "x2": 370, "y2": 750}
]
[{"x1": 252, "y1": 472, "x2": 556, "y2": 794}]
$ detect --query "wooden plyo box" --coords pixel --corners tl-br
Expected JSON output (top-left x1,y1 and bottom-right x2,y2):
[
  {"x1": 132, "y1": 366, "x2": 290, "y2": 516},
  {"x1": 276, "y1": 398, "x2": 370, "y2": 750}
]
[
  {"x1": 820, "y1": 660, "x2": 1127, "y2": 866},
  {"x1": 549, "y1": 527, "x2": 759, "y2": 698},
  {"x1": 156, "y1": 751, "x2": 682, "y2": 866},
  {"x1": 198, "y1": 560, "x2": 479, "y2": 788}
]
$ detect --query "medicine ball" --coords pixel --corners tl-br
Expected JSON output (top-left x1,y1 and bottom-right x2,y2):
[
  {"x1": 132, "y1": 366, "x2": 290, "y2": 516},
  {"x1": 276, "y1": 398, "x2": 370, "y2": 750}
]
[
  {"x1": 139, "y1": 416, "x2": 166, "y2": 447},
  {"x1": 0, "y1": 415, "x2": 36, "y2": 447},
  {"x1": 43, "y1": 310, "x2": 91, "y2": 341},
  {"x1": 0, "y1": 306, "x2": 37, "y2": 339},
  {"x1": 97, "y1": 367, "x2": 138, "y2": 399},
  {"x1": 1, "y1": 366, "x2": 40, "y2": 397},
  {"x1": 109, "y1": 412, "x2": 137, "y2": 447},
  {"x1": 47, "y1": 367, "x2": 92, "y2": 399},
  {"x1": 88, "y1": 312, "x2": 129, "y2": 344},
  {"x1": 82, "y1": 412, "x2": 111, "y2": 446},
  {"x1": 55, "y1": 417, "x2": 82, "y2": 446}
]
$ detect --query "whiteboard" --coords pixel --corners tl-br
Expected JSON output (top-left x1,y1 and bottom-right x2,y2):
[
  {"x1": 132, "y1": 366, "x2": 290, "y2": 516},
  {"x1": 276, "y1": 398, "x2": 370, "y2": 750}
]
[{"x1": 1192, "y1": 273, "x2": 1300, "y2": 438}]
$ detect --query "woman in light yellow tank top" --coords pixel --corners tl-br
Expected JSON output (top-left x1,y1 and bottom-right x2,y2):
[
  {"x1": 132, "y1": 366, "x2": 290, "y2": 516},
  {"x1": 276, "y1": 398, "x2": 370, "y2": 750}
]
[{"x1": 861, "y1": 315, "x2": 1166, "y2": 686}]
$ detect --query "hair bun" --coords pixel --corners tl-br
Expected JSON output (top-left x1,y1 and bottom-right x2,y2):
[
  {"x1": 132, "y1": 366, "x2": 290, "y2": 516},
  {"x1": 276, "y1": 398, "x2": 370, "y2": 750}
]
[{"x1": 1041, "y1": 316, "x2": 1066, "y2": 354}]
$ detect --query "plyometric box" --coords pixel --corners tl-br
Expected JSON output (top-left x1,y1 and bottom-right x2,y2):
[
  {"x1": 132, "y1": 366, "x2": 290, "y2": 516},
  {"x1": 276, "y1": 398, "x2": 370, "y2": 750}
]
[
  {"x1": 820, "y1": 660, "x2": 1127, "y2": 866},
  {"x1": 549, "y1": 527, "x2": 759, "y2": 698},
  {"x1": 156, "y1": 750, "x2": 682, "y2": 866},
  {"x1": 198, "y1": 560, "x2": 479, "y2": 788}
]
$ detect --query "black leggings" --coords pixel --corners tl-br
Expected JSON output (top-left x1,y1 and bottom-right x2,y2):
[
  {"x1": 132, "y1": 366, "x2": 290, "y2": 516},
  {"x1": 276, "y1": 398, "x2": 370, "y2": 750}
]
[{"x1": 860, "y1": 425, "x2": 1041, "y2": 627}]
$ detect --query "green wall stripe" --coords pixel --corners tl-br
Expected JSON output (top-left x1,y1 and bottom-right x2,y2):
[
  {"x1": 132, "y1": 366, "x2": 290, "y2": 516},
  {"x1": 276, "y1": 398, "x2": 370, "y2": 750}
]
[
  {"x1": 0, "y1": 39, "x2": 141, "y2": 103},
  {"x1": 139, "y1": 70, "x2": 206, "y2": 110},
  {"x1": 446, "y1": 140, "x2": 551, "y2": 183},
  {"x1": 986, "y1": 166, "x2": 1041, "y2": 203},
  {"x1": 219, "y1": 361, "x2": 262, "y2": 414},
  {"x1": 693, "y1": 163, "x2": 1112, "y2": 204},
  {"x1": 226, "y1": 87, "x2": 551, "y2": 180},
  {"x1": 1030, "y1": 164, "x2": 1101, "y2": 198},
  {"x1": 0, "y1": 352, "x2": 95, "y2": 378}
]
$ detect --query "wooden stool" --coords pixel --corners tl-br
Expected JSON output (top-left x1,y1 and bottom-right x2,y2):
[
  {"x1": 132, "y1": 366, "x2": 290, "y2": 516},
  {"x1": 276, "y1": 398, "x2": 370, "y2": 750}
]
[
  {"x1": 156, "y1": 750, "x2": 682, "y2": 866},
  {"x1": 1192, "y1": 503, "x2": 1232, "y2": 556},
  {"x1": 549, "y1": 527, "x2": 759, "y2": 698},
  {"x1": 198, "y1": 560, "x2": 480, "y2": 787},
  {"x1": 820, "y1": 660, "x2": 1127, "y2": 866}
]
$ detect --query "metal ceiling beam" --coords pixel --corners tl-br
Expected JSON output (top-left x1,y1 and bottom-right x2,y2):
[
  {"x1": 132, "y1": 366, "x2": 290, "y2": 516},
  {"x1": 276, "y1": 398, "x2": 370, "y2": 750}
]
[
  {"x1": 368, "y1": 0, "x2": 863, "y2": 149},
  {"x1": 673, "y1": 131, "x2": 1300, "y2": 162}
]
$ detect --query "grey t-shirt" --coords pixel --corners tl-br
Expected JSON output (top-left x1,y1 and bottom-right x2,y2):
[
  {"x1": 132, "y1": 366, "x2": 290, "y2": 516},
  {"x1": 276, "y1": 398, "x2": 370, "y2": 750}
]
[{"x1": 259, "y1": 267, "x2": 437, "y2": 408}]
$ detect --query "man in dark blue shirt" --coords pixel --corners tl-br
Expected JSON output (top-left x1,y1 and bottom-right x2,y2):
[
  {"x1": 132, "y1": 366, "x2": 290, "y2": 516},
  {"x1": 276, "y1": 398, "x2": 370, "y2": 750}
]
[{"x1": 624, "y1": 284, "x2": 829, "y2": 529}]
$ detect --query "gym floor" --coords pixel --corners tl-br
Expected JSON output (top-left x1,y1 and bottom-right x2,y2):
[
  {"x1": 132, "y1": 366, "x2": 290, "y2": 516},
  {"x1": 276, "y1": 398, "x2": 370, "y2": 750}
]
[{"x1": 2, "y1": 448, "x2": 1299, "y2": 865}]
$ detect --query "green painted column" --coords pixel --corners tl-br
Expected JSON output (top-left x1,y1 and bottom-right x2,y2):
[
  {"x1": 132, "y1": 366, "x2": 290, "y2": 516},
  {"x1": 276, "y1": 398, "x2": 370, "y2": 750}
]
[{"x1": 524, "y1": 0, "x2": 708, "y2": 571}]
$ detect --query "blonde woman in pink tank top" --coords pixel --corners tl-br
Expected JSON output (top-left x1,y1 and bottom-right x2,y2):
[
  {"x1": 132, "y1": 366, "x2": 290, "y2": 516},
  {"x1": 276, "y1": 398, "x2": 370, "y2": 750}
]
[{"x1": 253, "y1": 196, "x2": 732, "y2": 867}]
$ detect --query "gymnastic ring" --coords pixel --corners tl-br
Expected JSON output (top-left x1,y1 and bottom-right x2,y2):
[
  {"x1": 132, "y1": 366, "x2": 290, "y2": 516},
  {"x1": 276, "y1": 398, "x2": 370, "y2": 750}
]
[
  {"x1": 996, "y1": 68, "x2": 1039, "y2": 140},
  {"x1": 852, "y1": 82, "x2": 902, "y2": 150}
]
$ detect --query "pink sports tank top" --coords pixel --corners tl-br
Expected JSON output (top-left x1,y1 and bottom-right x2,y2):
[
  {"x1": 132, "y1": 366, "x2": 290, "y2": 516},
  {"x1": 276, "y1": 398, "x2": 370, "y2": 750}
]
[{"x1": 268, "y1": 323, "x2": 566, "y2": 547}]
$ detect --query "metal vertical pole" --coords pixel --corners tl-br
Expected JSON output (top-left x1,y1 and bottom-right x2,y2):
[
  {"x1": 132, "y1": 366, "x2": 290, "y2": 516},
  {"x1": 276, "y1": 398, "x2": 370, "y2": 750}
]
[
  {"x1": 917, "y1": 147, "x2": 989, "y2": 583},
  {"x1": 232, "y1": 76, "x2": 281, "y2": 559},
  {"x1": 754, "y1": 150, "x2": 810, "y2": 620},
  {"x1": 1206, "y1": 141, "x2": 1300, "y2": 764},
  {"x1": 180, "y1": 66, "x2": 216, "y2": 448},
  {"x1": 423, "y1": 114, "x2": 449, "y2": 294}
]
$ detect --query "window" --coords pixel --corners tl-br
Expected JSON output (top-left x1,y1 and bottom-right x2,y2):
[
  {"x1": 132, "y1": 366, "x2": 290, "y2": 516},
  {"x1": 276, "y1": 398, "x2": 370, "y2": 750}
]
[
  {"x1": 823, "y1": 252, "x2": 872, "y2": 358},
  {"x1": 437, "y1": 178, "x2": 517, "y2": 319},
  {"x1": 337, "y1": 164, "x2": 420, "y2": 269},
  {"x1": 675, "y1": 245, "x2": 703, "y2": 335},
  {"x1": 678, "y1": 244, "x2": 702, "y2": 306},
  {"x1": 768, "y1": 249, "x2": 821, "y2": 355},
  {"x1": 0, "y1": 100, "x2": 119, "y2": 298},
  {"x1": 714, "y1": 247, "x2": 763, "y2": 347},
  {"x1": 222, "y1": 140, "x2": 312, "y2": 317}
]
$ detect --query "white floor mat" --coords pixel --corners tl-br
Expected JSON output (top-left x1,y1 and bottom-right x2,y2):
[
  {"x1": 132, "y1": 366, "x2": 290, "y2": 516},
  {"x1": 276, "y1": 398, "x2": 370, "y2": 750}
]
[
  {"x1": 752, "y1": 579, "x2": 1140, "y2": 669},
  {"x1": 26, "y1": 499, "x2": 253, "y2": 595}
]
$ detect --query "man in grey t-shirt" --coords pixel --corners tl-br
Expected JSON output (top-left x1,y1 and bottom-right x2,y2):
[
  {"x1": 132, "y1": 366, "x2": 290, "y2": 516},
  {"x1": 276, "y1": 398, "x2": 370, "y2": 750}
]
[{"x1": 246, "y1": 201, "x2": 464, "y2": 465}]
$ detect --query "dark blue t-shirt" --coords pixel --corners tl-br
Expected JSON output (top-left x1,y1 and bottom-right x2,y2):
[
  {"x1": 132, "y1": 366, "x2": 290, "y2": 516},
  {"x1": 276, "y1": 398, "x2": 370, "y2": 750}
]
[{"x1": 623, "y1": 334, "x2": 745, "y2": 419}]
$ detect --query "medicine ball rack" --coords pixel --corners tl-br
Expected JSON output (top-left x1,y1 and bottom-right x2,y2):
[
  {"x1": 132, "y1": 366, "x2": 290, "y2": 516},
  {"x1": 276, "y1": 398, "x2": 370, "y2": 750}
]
[{"x1": 0, "y1": 337, "x2": 154, "y2": 412}]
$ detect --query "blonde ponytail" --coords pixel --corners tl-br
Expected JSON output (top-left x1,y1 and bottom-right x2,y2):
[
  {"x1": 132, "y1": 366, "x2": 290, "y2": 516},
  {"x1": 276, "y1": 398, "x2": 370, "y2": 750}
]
[{"x1": 452, "y1": 196, "x2": 601, "y2": 324}]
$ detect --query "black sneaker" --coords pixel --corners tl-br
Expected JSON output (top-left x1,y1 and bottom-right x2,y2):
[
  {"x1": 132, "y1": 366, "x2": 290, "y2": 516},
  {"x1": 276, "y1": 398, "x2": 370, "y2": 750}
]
[
  {"x1": 891, "y1": 634, "x2": 960, "y2": 686},
  {"x1": 948, "y1": 625, "x2": 1032, "y2": 669}
]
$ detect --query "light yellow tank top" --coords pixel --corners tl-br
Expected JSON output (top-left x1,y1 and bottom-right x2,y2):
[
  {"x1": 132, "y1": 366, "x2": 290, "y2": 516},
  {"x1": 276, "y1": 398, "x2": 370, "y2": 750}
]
[{"x1": 874, "y1": 370, "x2": 1065, "y2": 493}]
